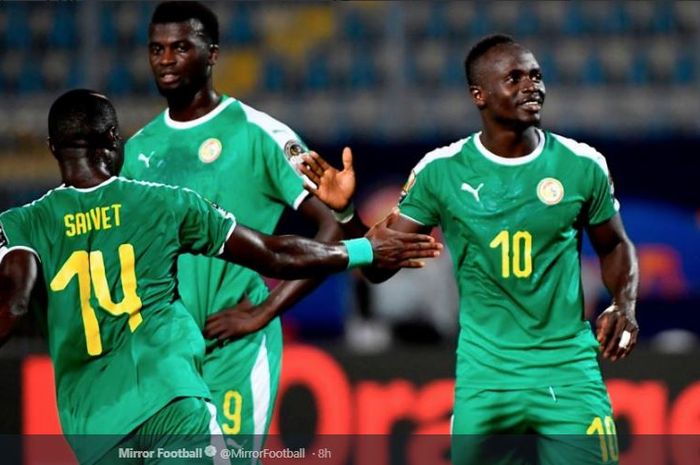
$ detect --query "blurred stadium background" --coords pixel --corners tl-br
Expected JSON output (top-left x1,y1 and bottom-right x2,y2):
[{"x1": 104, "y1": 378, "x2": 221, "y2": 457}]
[{"x1": 1, "y1": 1, "x2": 700, "y2": 463}]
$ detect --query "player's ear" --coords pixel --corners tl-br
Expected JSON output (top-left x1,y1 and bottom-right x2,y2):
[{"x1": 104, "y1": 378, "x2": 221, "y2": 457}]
[
  {"x1": 208, "y1": 43, "x2": 219, "y2": 65},
  {"x1": 47, "y1": 137, "x2": 58, "y2": 158},
  {"x1": 107, "y1": 126, "x2": 122, "y2": 149},
  {"x1": 470, "y1": 85, "x2": 486, "y2": 109}
]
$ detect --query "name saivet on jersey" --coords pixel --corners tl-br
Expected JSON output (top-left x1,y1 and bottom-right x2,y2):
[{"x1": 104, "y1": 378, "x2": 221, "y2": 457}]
[
  {"x1": 0, "y1": 177, "x2": 235, "y2": 460},
  {"x1": 399, "y1": 130, "x2": 619, "y2": 389}
]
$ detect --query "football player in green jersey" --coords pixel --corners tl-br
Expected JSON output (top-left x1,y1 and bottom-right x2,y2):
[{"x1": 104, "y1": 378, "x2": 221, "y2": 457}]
[
  {"x1": 293, "y1": 35, "x2": 639, "y2": 465},
  {"x1": 0, "y1": 89, "x2": 440, "y2": 465},
  {"x1": 119, "y1": 2, "x2": 347, "y2": 453}
]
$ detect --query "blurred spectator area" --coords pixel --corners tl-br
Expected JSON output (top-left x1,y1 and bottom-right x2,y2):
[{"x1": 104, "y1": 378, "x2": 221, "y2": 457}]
[
  {"x1": 2, "y1": 2, "x2": 699, "y2": 94},
  {"x1": 1, "y1": 0, "x2": 700, "y2": 159}
]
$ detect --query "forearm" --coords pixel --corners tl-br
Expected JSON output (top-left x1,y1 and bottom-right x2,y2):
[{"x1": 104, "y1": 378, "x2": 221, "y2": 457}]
[
  {"x1": 265, "y1": 238, "x2": 350, "y2": 279},
  {"x1": 599, "y1": 237, "x2": 638, "y2": 312},
  {"x1": 0, "y1": 251, "x2": 36, "y2": 347},
  {"x1": 222, "y1": 216, "x2": 438, "y2": 286},
  {"x1": 223, "y1": 233, "x2": 349, "y2": 280}
]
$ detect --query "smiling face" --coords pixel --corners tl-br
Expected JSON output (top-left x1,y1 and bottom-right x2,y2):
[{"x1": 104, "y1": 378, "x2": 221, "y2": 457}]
[
  {"x1": 469, "y1": 43, "x2": 546, "y2": 129},
  {"x1": 148, "y1": 20, "x2": 218, "y2": 100}
]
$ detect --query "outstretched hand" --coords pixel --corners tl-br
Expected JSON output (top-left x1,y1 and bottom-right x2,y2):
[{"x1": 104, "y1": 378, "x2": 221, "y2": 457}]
[
  {"x1": 300, "y1": 147, "x2": 355, "y2": 212},
  {"x1": 204, "y1": 296, "x2": 271, "y2": 341},
  {"x1": 365, "y1": 210, "x2": 442, "y2": 269},
  {"x1": 596, "y1": 303, "x2": 639, "y2": 362}
]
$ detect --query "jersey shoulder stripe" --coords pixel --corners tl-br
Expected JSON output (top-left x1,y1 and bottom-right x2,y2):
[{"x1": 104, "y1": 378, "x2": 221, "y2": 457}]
[
  {"x1": 129, "y1": 126, "x2": 146, "y2": 139},
  {"x1": 117, "y1": 177, "x2": 208, "y2": 204},
  {"x1": 2, "y1": 185, "x2": 65, "y2": 212},
  {"x1": 0, "y1": 187, "x2": 62, "y2": 263},
  {"x1": 117, "y1": 176, "x2": 187, "y2": 192},
  {"x1": 413, "y1": 137, "x2": 470, "y2": 175},
  {"x1": 550, "y1": 133, "x2": 610, "y2": 176},
  {"x1": 240, "y1": 101, "x2": 300, "y2": 152},
  {"x1": 551, "y1": 133, "x2": 620, "y2": 211},
  {"x1": 126, "y1": 109, "x2": 168, "y2": 144},
  {"x1": 116, "y1": 177, "x2": 236, "y2": 220}
]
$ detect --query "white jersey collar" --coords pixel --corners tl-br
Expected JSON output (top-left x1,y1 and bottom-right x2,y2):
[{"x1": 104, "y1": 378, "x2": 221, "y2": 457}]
[
  {"x1": 61, "y1": 176, "x2": 118, "y2": 192},
  {"x1": 474, "y1": 128, "x2": 545, "y2": 166},
  {"x1": 164, "y1": 96, "x2": 236, "y2": 129}
]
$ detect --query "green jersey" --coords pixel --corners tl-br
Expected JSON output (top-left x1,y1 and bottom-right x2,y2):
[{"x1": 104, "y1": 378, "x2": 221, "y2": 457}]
[
  {"x1": 0, "y1": 177, "x2": 235, "y2": 459},
  {"x1": 399, "y1": 130, "x2": 618, "y2": 389},
  {"x1": 122, "y1": 96, "x2": 308, "y2": 332}
]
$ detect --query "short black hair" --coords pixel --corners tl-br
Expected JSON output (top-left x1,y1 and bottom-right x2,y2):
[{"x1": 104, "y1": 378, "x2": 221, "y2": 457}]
[
  {"x1": 151, "y1": 1, "x2": 219, "y2": 45},
  {"x1": 48, "y1": 89, "x2": 118, "y2": 149},
  {"x1": 464, "y1": 34, "x2": 517, "y2": 86}
]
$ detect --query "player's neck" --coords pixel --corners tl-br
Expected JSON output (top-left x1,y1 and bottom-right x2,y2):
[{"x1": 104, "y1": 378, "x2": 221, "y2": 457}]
[
  {"x1": 59, "y1": 157, "x2": 113, "y2": 189},
  {"x1": 167, "y1": 87, "x2": 221, "y2": 122},
  {"x1": 479, "y1": 125, "x2": 540, "y2": 159}
]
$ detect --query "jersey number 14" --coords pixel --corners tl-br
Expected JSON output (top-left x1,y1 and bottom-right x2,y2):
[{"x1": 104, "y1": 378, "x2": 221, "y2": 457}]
[
  {"x1": 49, "y1": 244, "x2": 143, "y2": 356},
  {"x1": 490, "y1": 230, "x2": 533, "y2": 278}
]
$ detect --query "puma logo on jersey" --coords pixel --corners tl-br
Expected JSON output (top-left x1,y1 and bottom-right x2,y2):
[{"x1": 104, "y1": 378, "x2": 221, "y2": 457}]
[
  {"x1": 138, "y1": 151, "x2": 155, "y2": 168},
  {"x1": 461, "y1": 182, "x2": 484, "y2": 202}
]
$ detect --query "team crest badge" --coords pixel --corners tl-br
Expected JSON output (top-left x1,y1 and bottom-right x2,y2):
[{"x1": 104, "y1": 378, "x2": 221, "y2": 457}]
[
  {"x1": 537, "y1": 178, "x2": 564, "y2": 205},
  {"x1": 284, "y1": 140, "x2": 305, "y2": 160},
  {"x1": 198, "y1": 138, "x2": 222, "y2": 163}
]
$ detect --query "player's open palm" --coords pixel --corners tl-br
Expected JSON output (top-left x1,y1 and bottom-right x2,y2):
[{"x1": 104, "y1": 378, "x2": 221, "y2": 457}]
[
  {"x1": 596, "y1": 303, "x2": 639, "y2": 362},
  {"x1": 300, "y1": 147, "x2": 355, "y2": 211},
  {"x1": 365, "y1": 211, "x2": 442, "y2": 269}
]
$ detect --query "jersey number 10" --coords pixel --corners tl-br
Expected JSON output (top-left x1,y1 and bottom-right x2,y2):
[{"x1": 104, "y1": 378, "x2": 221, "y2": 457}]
[
  {"x1": 490, "y1": 230, "x2": 533, "y2": 278},
  {"x1": 49, "y1": 244, "x2": 143, "y2": 356}
]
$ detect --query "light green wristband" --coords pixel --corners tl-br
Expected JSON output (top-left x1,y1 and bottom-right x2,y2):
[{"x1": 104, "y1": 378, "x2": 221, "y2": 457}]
[{"x1": 342, "y1": 238, "x2": 374, "y2": 269}]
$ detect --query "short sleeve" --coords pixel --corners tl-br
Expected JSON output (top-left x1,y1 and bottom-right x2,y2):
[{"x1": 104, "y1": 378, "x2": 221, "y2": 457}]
[
  {"x1": 586, "y1": 156, "x2": 619, "y2": 226},
  {"x1": 398, "y1": 166, "x2": 440, "y2": 227},
  {"x1": 174, "y1": 188, "x2": 237, "y2": 257},
  {"x1": 0, "y1": 208, "x2": 39, "y2": 263},
  {"x1": 243, "y1": 106, "x2": 310, "y2": 210}
]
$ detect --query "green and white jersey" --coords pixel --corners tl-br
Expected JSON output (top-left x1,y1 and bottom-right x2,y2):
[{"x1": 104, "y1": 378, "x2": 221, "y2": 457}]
[
  {"x1": 399, "y1": 129, "x2": 619, "y2": 389},
  {"x1": 122, "y1": 96, "x2": 308, "y2": 333},
  {"x1": 0, "y1": 177, "x2": 235, "y2": 460}
]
